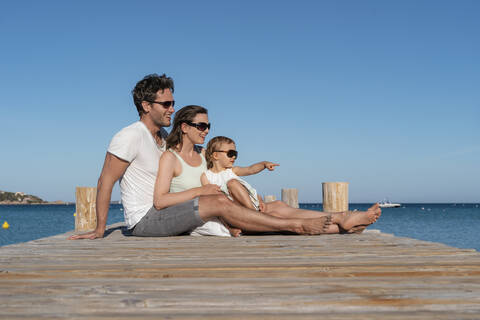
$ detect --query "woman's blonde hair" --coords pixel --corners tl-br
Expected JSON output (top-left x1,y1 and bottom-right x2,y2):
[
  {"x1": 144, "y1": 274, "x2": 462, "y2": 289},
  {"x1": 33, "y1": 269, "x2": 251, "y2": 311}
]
[{"x1": 205, "y1": 136, "x2": 235, "y2": 169}]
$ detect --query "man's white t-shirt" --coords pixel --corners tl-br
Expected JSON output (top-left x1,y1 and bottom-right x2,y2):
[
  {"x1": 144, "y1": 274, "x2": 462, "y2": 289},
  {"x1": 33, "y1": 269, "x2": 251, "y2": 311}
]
[{"x1": 107, "y1": 121, "x2": 167, "y2": 229}]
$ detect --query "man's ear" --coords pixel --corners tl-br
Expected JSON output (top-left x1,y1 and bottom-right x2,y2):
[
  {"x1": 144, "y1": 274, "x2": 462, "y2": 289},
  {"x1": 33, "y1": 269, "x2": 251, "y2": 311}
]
[{"x1": 141, "y1": 101, "x2": 151, "y2": 114}]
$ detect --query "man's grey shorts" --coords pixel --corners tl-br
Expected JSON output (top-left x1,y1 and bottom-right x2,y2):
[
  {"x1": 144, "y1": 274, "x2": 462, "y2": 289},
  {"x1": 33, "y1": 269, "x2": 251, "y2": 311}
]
[{"x1": 131, "y1": 198, "x2": 204, "y2": 237}]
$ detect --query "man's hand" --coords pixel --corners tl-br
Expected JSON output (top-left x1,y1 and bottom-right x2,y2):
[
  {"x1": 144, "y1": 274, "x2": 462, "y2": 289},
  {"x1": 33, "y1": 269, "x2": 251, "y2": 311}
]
[
  {"x1": 264, "y1": 162, "x2": 279, "y2": 171},
  {"x1": 68, "y1": 229, "x2": 105, "y2": 240}
]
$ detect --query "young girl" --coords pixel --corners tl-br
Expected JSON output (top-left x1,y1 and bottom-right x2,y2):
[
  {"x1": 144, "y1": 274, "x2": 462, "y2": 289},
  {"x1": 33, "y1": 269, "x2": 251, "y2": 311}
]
[
  {"x1": 202, "y1": 136, "x2": 382, "y2": 236},
  {"x1": 202, "y1": 136, "x2": 278, "y2": 213}
]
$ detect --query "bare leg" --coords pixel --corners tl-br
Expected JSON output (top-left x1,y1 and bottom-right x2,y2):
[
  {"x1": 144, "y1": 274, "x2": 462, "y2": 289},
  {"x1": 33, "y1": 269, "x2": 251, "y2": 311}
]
[
  {"x1": 198, "y1": 195, "x2": 332, "y2": 235},
  {"x1": 263, "y1": 201, "x2": 381, "y2": 231},
  {"x1": 264, "y1": 201, "x2": 330, "y2": 218},
  {"x1": 227, "y1": 179, "x2": 257, "y2": 210}
]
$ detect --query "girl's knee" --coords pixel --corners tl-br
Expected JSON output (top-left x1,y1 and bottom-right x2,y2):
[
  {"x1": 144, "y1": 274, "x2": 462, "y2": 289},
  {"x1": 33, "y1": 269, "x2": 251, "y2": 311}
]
[{"x1": 227, "y1": 179, "x2": 242, "y2": 191}]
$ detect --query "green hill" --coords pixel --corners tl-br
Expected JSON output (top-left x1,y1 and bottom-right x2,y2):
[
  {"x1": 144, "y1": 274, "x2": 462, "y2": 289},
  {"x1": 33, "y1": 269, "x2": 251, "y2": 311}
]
[{"x1": 0, "y1": 190, "x2": 46, "y2": 204}]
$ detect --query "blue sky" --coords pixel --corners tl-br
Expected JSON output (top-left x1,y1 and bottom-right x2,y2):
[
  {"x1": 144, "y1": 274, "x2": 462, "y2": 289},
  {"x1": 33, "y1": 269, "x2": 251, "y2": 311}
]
[{"x1": 1, "y1": 0, "x2": 478, "y2": 203}]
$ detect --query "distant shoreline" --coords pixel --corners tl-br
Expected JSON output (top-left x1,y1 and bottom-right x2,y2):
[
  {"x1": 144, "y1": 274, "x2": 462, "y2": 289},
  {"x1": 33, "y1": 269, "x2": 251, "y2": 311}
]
[
  {"x1": 0, "y1": 202, "x2": 73, "y2": 206},
  {"x1": 0, "y1": 202, "x2": 477, "y2": 206},
  {"x1": 0, "y1": 201, "x2": 121, "y2": 206}
]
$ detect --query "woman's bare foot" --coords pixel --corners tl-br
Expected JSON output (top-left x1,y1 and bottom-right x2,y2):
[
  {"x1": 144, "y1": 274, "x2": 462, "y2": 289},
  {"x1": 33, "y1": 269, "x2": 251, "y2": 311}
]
[
  {"x1": 298, "y1": 215, "x2": 332, "y2": 235},
  {"x1": 333, "y1": 203, "x2": 381, "y2": 231}
]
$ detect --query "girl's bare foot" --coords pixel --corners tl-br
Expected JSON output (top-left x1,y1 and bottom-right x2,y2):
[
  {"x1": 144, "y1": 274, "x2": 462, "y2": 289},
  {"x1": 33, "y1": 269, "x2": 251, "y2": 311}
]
[{"x1": 228, "y1": 227, "x2": 242, "y2": 237}]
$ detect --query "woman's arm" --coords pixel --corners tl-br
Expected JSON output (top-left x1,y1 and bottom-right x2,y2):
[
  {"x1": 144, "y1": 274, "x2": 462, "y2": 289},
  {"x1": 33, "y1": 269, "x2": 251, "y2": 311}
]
[
  {"x1": 233, "y1": 161, "x2": 279, "y2": 176},
  {"x1": 153, "y1": 151, "x2": 221, "y2": 210}
]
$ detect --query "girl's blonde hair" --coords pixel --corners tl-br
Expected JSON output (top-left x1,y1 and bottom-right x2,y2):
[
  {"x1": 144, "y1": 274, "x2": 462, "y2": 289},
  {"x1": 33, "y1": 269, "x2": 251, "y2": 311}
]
[{"x1": 205, "y1": 136, "x2": 235, "y2": 169}]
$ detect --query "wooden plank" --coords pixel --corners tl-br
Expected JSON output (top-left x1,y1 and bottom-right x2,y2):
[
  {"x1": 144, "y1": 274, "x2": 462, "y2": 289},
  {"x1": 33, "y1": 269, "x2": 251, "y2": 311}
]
[{"x1": 1, "y1": 223, "x2": 479, "y2": 319}]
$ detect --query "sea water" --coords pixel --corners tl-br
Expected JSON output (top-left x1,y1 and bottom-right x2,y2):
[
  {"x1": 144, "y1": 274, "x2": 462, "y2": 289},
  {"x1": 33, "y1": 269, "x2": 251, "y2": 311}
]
[
  {"x1": 0, "y1": 204, "x2": 124, "y2": 247},
  {"x1": 305, "y1": 203, "x2": 479, "y2": 251},
  {"x1": 0, "y1": 203, "x2": 479, "y2": 251}
]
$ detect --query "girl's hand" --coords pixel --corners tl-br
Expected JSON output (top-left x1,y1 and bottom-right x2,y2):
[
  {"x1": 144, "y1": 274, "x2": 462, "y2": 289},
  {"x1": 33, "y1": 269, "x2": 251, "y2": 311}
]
[
  {"x1": 259, "y1": 202, "x2": 266, "y2": 213},
  {"x1": 200, "y1": 184, "x2": 222, "y2": 195},
  {"x1": 265, "y1": 162, "x2": 279, "y2": 171}
]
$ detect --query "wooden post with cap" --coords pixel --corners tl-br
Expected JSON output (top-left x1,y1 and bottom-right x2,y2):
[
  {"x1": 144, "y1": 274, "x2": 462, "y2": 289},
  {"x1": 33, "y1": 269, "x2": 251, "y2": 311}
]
[
  {"x1": 281, "y1": 188, "x2": 299, "y2": 208},
  {"x1": 322, "y1": 182, "x2": 349, "y2": 212},
  {"x1": 263, "y1": 195, "x2": 276, "y2": 203},
  {"x1": 75, "y1": 187, "x2": 97, "y2": 232}
]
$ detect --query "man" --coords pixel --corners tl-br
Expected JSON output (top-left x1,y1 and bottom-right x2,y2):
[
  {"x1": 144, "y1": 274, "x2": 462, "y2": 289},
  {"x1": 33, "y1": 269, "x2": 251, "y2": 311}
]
[{"x1": 70, "y1": 74, "x2": 379, "y2": 240}]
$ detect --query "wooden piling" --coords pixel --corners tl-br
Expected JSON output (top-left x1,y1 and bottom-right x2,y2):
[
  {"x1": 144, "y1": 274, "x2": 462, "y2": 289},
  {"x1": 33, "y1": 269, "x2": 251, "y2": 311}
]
[
  {"x1": 322, "y1": 182, "x2": 348, "y2": 212},
  {"x1": 281, "y1": 188, "x2": 298, "y2": 208},
  {"x1": 75, "y1": 187, "x2": 97, "y2": 232},
  {"x1": 263, "y1": 195, "x2": 276, "y2": 203}
]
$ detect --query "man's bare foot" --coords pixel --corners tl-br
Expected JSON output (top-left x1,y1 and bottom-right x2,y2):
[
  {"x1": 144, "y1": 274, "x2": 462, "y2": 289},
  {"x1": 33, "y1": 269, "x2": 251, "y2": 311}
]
[
  {"x1": 298, "y1": 215, "x2": 332, "y2": 235},
  {"x1": 228, "y1": 227, "x2": 242, "y2": 237},
  {"x1": 341, "y1": 225, "x2": 367, "y2": 234},
  {"x1": 333, "y1": 204, "x2": 381, "y2": 230}
]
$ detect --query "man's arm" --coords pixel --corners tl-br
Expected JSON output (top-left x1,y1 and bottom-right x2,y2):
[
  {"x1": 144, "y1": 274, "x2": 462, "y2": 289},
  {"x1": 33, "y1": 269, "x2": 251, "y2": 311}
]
[
  {"x1": 233, "y1": 161, "x2": 279, "y2": 176},
  {"x1": 69, "y1": 152, "x2": 129, "y2": 240}
]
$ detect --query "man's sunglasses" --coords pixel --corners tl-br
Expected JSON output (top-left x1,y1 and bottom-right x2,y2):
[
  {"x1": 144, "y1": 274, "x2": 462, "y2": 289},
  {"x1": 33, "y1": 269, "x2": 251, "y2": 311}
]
[
  {"x1": 215, "y1": 150, "x2": 238, "y2": 158},
  {"x1": 146, "y1": 100, "x2": 175, "y2": 108},
  {"x1": 184, "y1": 121, "x2": 211, "y2": 131}
]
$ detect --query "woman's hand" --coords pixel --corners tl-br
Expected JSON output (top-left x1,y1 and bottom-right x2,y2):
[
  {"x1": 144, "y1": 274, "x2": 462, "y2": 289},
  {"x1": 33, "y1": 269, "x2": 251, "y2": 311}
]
[{"x1": 199, "y1": 184, "x2": 222, "y2": 195}]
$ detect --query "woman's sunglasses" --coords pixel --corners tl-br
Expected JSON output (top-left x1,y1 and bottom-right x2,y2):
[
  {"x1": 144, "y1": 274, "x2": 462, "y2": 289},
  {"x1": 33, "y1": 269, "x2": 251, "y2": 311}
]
[
  {"x1": 215, "y1": 150, "x2": 238, "y2": 158},
  {"x1": 184, "y1": 121, "x2": 211, "y2": 131}
]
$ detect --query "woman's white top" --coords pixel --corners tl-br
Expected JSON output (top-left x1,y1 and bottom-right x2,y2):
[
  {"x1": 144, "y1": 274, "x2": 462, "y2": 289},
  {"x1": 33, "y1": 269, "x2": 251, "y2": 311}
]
[
  {"x1": 169, "y1": 148, "x2": 231, "y2": 237},
  {"x1": 169, "y1": 148, "x2": 207, "y2": 193},
  {"x1": 205, "y1": 168, "x2": 260, "y2": 210}
]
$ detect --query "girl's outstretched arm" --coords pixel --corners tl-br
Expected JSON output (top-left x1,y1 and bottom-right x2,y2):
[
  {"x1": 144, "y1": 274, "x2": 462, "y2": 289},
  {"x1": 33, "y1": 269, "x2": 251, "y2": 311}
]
[{"x1": 233, "y1": 161, "x2": 279, "y2": 176}]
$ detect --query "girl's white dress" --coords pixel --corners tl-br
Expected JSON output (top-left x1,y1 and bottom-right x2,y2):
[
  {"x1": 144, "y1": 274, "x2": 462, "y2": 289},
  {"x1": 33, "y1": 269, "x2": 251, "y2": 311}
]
[{"x1": 205, "y1": 169, "x2": 260, "y2": 210}]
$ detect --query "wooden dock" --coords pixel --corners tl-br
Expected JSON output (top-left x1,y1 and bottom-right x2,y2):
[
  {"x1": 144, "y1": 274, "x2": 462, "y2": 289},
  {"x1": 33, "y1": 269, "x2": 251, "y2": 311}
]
[{"x1": 1, "y1": 223, "x2": 479, "y2": 319}]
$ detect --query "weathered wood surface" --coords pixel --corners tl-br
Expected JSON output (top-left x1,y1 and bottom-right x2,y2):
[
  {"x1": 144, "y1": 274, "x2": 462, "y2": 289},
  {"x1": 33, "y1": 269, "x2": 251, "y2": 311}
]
[
  {"x1": 1, "y1": 224, "x2": 479, "y2": 319},
  {"x1": 263, "y1": 195, "x2": 276, "y2": 203},
  {"x1": 75, "y1": 187, "x2": 97, "y2": 231},
  {"x1": 281, "y1": 188, "x2": 299, "y2": 208},
  {"x1": 322, "y1": 182, "x2": 349, "y2": 212}
]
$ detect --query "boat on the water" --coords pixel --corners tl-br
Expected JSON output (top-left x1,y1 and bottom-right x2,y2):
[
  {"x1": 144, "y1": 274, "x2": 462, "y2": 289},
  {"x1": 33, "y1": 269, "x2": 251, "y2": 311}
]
[{"x1": 378, "y1": 199, "x2": 401, "y2": 208}]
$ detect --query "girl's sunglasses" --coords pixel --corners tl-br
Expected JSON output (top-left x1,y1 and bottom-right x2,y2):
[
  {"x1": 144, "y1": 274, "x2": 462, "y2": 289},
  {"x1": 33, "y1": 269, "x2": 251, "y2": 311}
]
[
  {"x1": 215, "y1": 150, "x2": 238, "y2": 158},
  {"x1": 184, "y1": 121, "x2": 211, "y2": 131}
]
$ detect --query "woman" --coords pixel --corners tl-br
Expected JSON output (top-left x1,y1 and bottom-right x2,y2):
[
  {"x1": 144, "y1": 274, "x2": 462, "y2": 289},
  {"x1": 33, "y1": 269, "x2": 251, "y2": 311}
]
[
  {"x1": 153, "y1": 105, "x2": 381, "y2": 236},
  {"x1": 153, "y1": 105, "x2": 231, "y2": 236}
]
